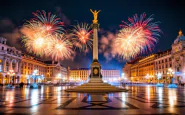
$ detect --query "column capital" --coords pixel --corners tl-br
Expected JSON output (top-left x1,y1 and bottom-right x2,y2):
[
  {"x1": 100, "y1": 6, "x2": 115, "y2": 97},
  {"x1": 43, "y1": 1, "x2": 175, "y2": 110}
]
[{"x1": 92, "y1": 23, "x2": 99, "y2": 29}]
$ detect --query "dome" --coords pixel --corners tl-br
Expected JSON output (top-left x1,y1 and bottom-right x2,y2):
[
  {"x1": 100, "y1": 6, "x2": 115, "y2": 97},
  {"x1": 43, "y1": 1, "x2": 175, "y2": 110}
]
[{"x1": 174, "y1": 30, "x2": 185, "y2": 44}]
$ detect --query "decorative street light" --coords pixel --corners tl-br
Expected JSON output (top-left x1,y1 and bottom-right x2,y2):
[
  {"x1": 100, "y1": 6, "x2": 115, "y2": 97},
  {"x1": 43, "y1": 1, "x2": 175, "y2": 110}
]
[
  {"x1": 7, "y1": 69, "x2": 15, "y2": 85},
  {"x1": 156, "y1": 73, "x2": 164, "y2": 87},
  {"x1": 146, "y1": 74, "x2": 149, "y2": 83}
]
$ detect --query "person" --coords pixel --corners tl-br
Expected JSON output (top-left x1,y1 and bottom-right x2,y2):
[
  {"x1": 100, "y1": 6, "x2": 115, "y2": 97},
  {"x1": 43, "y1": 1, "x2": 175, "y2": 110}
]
[{"x1": 19, "y1": 82, "x2": 24, "y2": 88}]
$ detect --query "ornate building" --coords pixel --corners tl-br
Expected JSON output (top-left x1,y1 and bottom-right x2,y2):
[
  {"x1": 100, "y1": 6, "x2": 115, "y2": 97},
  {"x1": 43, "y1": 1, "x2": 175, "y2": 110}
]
[
  {"x1": 101, "y1": 70, "x2": 120, "y2": 81},
  {"x1": 0, "y1": 37, "x2": 68, "y2": 84},
  {"x1": 44, "y1": 61, "x2": 68, "y2": 83},
  {"x1": 0, "y1": 37, "x2": 22, "y2": 84},
  {"x1": 122, "y1": 62, "x2": 132, "y2": 80},
  {"x1": 21, "y1": 58, "x2": 68, "y2": 83},
  {"x1": 154, "y1": 49, "x2": 172, "y2": 83},
  {"x1": 129, "y1": 54, "x2": 156, "y2": 83},
  {"x1": 123, "y1": 30, "x2": 185, "y2": 84},
  {"x1": 21, "y1": 54, "x2": 47, "y2": 83},
  {"x1": 171, "y1": 30, "x2": 185, "y2": 84}
]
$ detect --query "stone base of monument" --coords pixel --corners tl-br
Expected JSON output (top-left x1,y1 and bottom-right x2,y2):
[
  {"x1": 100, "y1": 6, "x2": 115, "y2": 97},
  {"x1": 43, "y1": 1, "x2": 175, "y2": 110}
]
[{"x1": 65, "y1": 78, "x2": 128, "y2": 93}]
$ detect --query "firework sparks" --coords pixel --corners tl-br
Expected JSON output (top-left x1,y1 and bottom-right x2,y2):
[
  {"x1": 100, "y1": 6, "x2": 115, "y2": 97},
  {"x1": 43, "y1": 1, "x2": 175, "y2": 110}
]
[
  {"x1": 70, "y1": 22, "x2": 93, "y2": 52},
  {"x1": 22, "y1": 32, "x2": 49, "y2": 56},
  {"x1": 113, "y1": 27, "x2": 146, "y2": 60},
  {"x1": 114, "y1": 13, "x2": 161, "y2": 60},
  {"x1": 32, "y1": 10, "x2": 64, "y2": 34},
  {"x1": 47, "y1": 34, "x2": 74, "y2": 61}
]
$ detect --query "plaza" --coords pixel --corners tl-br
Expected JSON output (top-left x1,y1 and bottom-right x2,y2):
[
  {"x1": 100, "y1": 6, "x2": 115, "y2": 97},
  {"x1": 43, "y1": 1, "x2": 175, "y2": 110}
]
[{"x1": 0, "y1": 84, "x2": 184, "y2": 115}]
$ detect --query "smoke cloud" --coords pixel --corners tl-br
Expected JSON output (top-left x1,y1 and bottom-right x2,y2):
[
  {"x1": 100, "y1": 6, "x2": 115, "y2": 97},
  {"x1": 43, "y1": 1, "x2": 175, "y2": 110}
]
[
  {"x1": 0, "y1": 18, "x2": 22, "y2": 49},
  {"x1": 55, "y1": 7, "x2": 71, "y2": 26},
  {"x1": 99, "y1": 32, "x2": 117, "y2": 62}
]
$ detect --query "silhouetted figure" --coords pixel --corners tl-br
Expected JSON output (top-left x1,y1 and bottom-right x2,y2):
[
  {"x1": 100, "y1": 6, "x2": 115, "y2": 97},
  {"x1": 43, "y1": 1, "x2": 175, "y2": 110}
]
[{"x1": 19, "y1": 82, "x2": 24, "y2": 88}]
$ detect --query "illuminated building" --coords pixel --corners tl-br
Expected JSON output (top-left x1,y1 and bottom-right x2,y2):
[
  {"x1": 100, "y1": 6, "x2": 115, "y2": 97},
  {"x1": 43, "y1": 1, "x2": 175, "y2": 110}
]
[
  {"x1": 44, "y1": 61, "x2": 67, "y2": 83},
  {"x1": 154, "y1": 49, "x2": 172, "y2": 83},
  {"x1": 123, "y1": 30, "x2": 185, "y2": 84},
  {"x1": 101, "y1": 70, "x2": 120, "y2": 81},
  {"x1": 69, "y1": 68, "x2": 90, "y2": 81},
  {"x1": 68, "y1": 68, "x2": 120, "y2": 82},
  {"x1": 21, "y1": 54, "x2": 47, "y2": 83},
  {"x1": 124, "y1": 55, "x2": 156, "y2": 83},
  {"x1": 21, "y1": 56, "x2": 68, "y2": 83},
  {"x1": 122, "y1": 62, "x2": 132, "y2": 80},
  {"x1": 171, "y1": 30, "x2": 185, "y2": 84},
  {"x1": 0, "y1": 37, "x2": 22, "y2": 84}
]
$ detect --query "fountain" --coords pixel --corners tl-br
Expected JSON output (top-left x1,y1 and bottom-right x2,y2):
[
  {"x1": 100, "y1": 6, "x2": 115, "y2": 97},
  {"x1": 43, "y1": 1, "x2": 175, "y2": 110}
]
[
  {"x1": 168, "y1": 77, "x2": 178, "y2": 88},
  {"x1": 156, "y1": 73, "x2": 164, "y2": 87}
]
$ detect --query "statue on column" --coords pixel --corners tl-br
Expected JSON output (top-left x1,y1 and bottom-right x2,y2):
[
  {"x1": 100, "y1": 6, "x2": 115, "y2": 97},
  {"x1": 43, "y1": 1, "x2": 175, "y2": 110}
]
[{"x1": 90, "y1": 9, "x2": 101, "y2": 24}]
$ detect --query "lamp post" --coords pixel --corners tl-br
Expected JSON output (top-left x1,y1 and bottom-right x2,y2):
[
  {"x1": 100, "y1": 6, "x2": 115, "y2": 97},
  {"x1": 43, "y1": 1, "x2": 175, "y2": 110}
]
[
  {"x1": 56, "y1": 73, "x2": 61, "y2": 84},
  {"x1": 146, "y1": 74, "x2": 149, "y2": 83},
  {"x1": 7, "y1": 69, "x2": 15, "y2": 85},
  {"x1": 157, "y1": 73, "x2": 162, "y2": 83}
]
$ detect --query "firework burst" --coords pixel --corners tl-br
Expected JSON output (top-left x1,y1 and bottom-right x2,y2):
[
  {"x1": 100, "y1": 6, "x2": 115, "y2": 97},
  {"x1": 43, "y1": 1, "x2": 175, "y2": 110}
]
[
  {"x1": 47, "y1": 34, "x2": 74, "y2": 61},
  {"x1": 32, "y1": 10, "x2": 64, "y2": 34},
  {"x1": 114, "y1": 13, "x2": 161, "y2": 60},
  {"x1": 70, "y1": 22, "x2": 93, "y2": 52},
  {"x1": 113, "y1": 27, "x2": 147, "y2": 60}
]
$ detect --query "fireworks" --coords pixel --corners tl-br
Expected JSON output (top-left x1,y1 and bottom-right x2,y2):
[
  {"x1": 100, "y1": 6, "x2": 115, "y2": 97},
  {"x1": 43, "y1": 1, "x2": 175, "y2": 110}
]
[
  {"x1": 113, "y1": 27, "x2": 146, "y2": 60},
  {"x1": 47, "y1": 34, "x2": 74, "y2": 61},
  {"x1": 70, "y1": 22, "x2": 93, "y2": 52},
  {"x1": 21, "y1": 10, "x2": 73, "y2": 61},
  {"x1": 32, "y1": 10, "x2": 64, "y2": 34},
  {"x1": 114, "y1": 13, "x2": 161, "y2": 60}
]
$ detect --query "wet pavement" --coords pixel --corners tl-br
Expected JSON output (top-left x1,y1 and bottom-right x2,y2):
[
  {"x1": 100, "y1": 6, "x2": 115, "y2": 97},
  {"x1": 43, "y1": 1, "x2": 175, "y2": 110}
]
[{"x1": 0, "y1": 84, "x2": 184, "y2": 115}]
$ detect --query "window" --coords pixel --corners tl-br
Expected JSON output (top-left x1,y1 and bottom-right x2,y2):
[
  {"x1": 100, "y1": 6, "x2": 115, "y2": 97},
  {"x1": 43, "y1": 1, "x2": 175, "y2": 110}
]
[
  {"x1": 169, "y1": 58, "x2": 172, "y2": 61},
  {"x1": 170, "y1": 64, "x2": 172, "y2": 67},
  {"x1": 162, "y1": 60, "x2": 164, "y2": 63},
  {"x1": 166, "y1": 64, "x2": 168, "y2": 68},
  {"x1": 165, "y1": 59, "x2": 168, "y2": 62},
  {"x1": 1, "y1": 47, "x2": 4, "y2": 50}
]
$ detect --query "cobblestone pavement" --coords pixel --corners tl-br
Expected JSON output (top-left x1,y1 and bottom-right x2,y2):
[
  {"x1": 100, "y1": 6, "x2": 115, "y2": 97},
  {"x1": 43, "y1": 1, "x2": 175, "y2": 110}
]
[{"x1": 0, "y1": 85, "x2": 184, "y2": 115}]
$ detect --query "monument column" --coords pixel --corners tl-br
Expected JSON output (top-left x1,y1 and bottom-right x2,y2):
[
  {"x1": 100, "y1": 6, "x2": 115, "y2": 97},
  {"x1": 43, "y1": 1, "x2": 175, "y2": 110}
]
[
  {"x1": 92, "y1": 23, "x2": 99, "y2": 60},
  {"x1": 90, "y1": 9, "x2": 102, "y2": 79}
]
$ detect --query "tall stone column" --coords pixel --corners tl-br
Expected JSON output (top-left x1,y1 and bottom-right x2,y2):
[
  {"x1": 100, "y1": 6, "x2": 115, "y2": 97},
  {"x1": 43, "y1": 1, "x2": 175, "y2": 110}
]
[
  {"x1": 93, "y1": 24, "x2": 99, "y2": 60},
  {"x1": 90, "y1": 9, "x2": 101, "y2": 79}
]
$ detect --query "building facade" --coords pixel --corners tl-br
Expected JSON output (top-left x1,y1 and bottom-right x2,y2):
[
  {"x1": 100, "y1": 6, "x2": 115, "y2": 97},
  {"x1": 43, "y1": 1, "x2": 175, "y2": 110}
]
[
  {"x1": 129, "y1": 54, "x2": 156, "y2": 83},
  {"x1": 171, "y1": 30, "x2": 185, "y2": 84},
  {"x1": 68, "y1": 68, "x2": 120, "y2": 82},
  {"x1": 0, "y1": 37, "x2": 22, "y2": 84},
  {"x1": 21, "y1": 54, "x2": 47, "y2": 83},
  {"x1": 123, "y1": 30, "x2": 185, "y2": 84},
  {"x1": 154, "y1": 49, "x2": 172, "y2": 83},
  {"x1": 0, "y1": 37, "x2": 68, "y2": 84}
]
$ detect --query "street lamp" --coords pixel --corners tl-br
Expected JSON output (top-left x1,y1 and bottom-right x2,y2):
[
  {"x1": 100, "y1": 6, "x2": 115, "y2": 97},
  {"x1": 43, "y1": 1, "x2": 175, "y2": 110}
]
[
  {"x1": 7, "y1": 69, "x2": 15, "y2": 85},
  {"x1": 157, "y1": 73, "x2": 162, "y2": 83},
  {"x1": 146, "y1": 74, "x2": 149, "y2": 83}
]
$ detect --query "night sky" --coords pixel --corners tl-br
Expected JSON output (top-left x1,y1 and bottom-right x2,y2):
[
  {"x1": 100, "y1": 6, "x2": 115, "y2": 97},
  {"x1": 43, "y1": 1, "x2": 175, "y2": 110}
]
[{"x1": 0, "y1": 0, "x2": 185, "y2": 71}]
